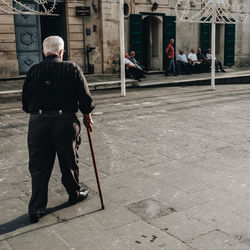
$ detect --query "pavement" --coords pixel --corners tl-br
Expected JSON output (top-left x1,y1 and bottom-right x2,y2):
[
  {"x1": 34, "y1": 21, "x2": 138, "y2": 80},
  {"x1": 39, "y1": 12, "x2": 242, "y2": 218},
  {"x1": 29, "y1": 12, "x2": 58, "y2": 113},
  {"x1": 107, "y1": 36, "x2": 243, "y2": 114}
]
[
  {"x1": 1, "y1": 66, "x2": 250, "y2": 96},
  {"x1": 2, "y1": 84, "x2": 250, "y2": 249}
]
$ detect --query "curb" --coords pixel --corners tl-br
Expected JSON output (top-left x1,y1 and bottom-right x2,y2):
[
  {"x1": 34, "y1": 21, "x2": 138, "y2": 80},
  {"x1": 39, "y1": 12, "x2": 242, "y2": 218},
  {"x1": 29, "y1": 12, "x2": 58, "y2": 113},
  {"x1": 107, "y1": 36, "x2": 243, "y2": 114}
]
[
  {"x1": 0, "y1": 79, "x2": 138, "y2": 97},
  {"x1": 0, "y1": 74, "x2": 249, "y2": 98},
  {"x1": 137, "y1": 74, "x2": 250, "y2": 88}
]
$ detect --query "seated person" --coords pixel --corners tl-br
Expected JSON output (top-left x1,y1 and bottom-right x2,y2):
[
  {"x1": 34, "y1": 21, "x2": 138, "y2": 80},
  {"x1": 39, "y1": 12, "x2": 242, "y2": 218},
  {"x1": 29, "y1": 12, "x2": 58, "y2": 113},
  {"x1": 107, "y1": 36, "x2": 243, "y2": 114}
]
[
  {"x1": 176, "y1": 49, "x2": 192, "y2": 74},
  {"x1": 129, "y1": 51, "x2": 146, "y2": 77},
  {"x1": 197, "y1": 48, "x2": 210, "y2": 73},
  {"x1": 206, "y1": 48, "x2": 226, "y2": 72},
  {"x1": 188, "y1": 48, "x2": 202, "y2": 73},
  {"x1": 125, "y1": 53, "x2": 143, "y2": 81}
]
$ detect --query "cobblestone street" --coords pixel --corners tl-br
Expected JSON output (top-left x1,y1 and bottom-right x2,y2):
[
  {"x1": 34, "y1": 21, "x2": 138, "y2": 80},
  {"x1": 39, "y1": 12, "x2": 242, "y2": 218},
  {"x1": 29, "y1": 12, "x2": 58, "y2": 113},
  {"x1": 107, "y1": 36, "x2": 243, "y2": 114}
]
[{"x1": 2, "y1": 84, "x2": 250, "y2": 249}]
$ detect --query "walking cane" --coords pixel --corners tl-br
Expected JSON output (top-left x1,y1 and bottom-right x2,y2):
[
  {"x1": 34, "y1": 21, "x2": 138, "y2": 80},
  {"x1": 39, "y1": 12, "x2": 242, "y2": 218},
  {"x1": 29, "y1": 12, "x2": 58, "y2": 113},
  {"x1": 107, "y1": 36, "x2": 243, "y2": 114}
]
[{"x1": 87, "y1": 127, "x2": 105, "y2": 209}]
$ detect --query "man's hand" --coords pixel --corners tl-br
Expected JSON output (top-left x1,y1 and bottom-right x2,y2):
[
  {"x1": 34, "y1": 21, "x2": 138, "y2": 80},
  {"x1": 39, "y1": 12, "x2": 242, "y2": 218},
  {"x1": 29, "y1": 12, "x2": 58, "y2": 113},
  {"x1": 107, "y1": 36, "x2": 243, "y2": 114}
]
[{"x1": 83, "y1": 114, "x2": 93, "y2": 132}]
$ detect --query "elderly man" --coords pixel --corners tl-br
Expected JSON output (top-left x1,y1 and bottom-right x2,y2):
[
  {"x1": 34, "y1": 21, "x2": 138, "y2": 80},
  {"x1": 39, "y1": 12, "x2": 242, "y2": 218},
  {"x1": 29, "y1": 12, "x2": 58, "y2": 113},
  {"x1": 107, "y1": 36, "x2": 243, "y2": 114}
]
[
  {"x1": 197, "y1": 48, "x2": 210, "y2": 73},
  {"x1": 22, "y1": 36, "x2": 95, "y2": 223},
  {"x1": 206, "y1": 48, "x2": 226, "y2": 72},
  {"x1": 129, "y1": 51, "x2": 145, "y2": 71},
  {"x1": 176, "y1": 49, "x2": 192, "y2": 74},
  {"x1": 125, "y1": 53, "x2": 143, "y2": 81},
  {"x1": 188, "y1": 48, "x2": 202, "y2": 73},
  {"x1": 129, "y1": 51, "x2": 146, "y2": 77}
]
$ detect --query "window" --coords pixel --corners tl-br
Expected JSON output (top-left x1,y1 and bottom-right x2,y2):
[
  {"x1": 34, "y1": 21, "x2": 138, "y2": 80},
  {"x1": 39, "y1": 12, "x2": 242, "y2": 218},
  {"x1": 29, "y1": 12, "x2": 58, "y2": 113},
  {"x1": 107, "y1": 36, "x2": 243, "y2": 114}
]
[{"x1": 124, "y1": 2, "x2": 131, "y2": 18}]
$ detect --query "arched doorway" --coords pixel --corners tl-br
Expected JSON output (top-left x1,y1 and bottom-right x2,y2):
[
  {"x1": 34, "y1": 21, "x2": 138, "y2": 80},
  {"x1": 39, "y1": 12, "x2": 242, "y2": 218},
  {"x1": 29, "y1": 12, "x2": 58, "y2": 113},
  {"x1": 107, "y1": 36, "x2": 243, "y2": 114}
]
[{"x1": 142, "y1": 15, "x2": 163, "y2": 71}]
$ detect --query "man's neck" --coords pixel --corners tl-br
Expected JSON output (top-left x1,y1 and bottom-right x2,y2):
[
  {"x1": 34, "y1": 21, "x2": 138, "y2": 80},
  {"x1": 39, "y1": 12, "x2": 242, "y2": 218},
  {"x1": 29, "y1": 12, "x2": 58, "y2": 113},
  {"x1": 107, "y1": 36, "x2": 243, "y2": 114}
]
[{"x1": 45, "y1": 53, "x2": 62, "y2": 61}]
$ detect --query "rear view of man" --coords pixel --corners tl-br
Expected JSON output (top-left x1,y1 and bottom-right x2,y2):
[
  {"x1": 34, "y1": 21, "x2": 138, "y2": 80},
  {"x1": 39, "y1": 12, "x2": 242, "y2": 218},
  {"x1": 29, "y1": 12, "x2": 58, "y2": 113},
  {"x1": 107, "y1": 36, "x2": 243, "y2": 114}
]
[{"x1": 22, "y1": 36, "x2": 95, "y2": 223}]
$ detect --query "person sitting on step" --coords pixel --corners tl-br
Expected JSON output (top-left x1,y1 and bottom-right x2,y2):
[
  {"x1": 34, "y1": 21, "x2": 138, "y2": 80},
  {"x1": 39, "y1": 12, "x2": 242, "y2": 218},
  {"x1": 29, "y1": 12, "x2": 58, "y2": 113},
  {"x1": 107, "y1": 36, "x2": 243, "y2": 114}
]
[
  {"x1": 206, "y1": 48, "x2": 226, "y2": 73},
  {"x1": 176, "y1": 49, "x2": 192, "y2": 75},
  {"x1": 124, "y1": 53, "x2": 143, "y2": 82},
  {"x1": 129, "y1": 51, "x2": 146, "y2": 78},
  {"x1": 188, "y1": 48, "x2": 202, "y2": 74}
]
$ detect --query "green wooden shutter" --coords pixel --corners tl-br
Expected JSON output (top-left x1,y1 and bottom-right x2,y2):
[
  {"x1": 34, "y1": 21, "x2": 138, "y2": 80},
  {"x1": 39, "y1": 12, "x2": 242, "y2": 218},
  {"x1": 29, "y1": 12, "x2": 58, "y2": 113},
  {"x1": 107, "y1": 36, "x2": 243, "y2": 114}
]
[
  {"x1": 163, "y1": 16, "x2": 176, "y2": 69},
  {"x1": 200, "y1": 23, "x2": 211, "y2": 54},
  {"x1": 130, "y1": 14, "x2": 143, "y2": 63},
  {"x1": 224, "y1": 24, "x2": 235, "y2": 66}
]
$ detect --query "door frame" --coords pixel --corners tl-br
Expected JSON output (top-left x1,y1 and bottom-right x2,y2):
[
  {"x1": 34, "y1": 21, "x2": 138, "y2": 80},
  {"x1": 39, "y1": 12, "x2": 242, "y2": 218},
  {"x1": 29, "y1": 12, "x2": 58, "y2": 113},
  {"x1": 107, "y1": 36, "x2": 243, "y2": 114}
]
[
  {"x1": 140, "y1": 12, "x2": 166, "y2": 71},
  {"x1": 141, "y1": 14, "x2": 163, "y2": 71}
]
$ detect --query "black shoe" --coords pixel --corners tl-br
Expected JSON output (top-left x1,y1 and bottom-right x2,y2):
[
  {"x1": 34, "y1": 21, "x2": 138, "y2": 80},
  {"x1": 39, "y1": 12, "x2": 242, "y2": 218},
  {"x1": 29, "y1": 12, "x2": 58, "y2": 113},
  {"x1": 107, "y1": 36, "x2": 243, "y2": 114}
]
[
  {"x1": 221, "y1": 69, "x2": 226, "y2": 72},
  {"x1": 68, "y1": 189, "x2": 89, "y2": 205},
  {"x1": 29, "y1": 214, "x2": 39, "y2": 223},
  {"x1": 29, "y1": 209, "x2": 46, "y2": 223},
  {"x1": 141, "y1": 75, "x2": 146, "y2": 78},
  {"x1": 137, "y1": 79, "x2": 142, "y2": 82}
]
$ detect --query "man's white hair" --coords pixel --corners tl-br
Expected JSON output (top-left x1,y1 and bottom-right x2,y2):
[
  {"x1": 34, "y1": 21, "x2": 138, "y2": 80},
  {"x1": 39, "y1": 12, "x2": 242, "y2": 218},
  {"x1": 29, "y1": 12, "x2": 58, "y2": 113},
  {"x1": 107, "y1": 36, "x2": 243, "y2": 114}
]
[{"x1": 43, "y1": 36, "x2": 64, "y2": 56}]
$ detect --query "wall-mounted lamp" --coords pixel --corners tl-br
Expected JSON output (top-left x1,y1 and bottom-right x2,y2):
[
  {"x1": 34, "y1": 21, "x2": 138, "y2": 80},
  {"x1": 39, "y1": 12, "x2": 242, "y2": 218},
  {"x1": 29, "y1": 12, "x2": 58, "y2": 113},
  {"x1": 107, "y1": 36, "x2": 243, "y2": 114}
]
[{"x1": 151, "y1": 2, "x2": 158, "y2": 11}]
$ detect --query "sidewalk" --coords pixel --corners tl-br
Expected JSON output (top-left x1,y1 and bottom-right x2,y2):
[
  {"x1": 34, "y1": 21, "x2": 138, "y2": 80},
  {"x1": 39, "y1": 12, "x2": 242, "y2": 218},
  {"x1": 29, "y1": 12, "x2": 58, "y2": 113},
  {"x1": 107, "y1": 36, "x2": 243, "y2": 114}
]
[
  {"x1": 0, "y1": 67, "x2": 250, "y2": 96},
  {"x1": 2, "y1": 84, "x2": 250, "y2": 249}
]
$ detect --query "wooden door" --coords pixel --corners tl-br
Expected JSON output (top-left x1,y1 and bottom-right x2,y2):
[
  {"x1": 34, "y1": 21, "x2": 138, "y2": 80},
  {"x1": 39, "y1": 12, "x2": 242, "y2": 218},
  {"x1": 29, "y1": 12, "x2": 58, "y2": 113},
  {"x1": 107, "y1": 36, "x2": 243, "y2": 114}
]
[{"x1": 14, "y1": 3, "x2": 42, "y2": 74}]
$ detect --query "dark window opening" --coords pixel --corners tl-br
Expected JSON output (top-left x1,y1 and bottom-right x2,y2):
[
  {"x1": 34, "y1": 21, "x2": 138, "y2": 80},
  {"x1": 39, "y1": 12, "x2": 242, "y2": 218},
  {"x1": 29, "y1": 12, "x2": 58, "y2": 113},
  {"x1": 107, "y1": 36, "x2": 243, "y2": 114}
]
[
  {"x1": 40, "y1": 3, "x2": 68, "y2": 60},
  {"x1": 124, "y1": 3, "x2": 129, "y2": 16}
]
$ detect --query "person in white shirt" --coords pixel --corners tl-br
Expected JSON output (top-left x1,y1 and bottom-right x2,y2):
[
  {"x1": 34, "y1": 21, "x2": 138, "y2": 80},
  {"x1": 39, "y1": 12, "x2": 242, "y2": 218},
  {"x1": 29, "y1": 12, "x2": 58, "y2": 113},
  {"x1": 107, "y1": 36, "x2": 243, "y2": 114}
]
[
  {"x1": 125, "y1": 53, "x2": 143, "y2": 81},
  {"x1": 188, "y1": 48, "x2": 202, "y2": 73},
  {"x1": 206, "y1": 48, "x2": 226, "y2": 72},
  {"x1": 176, "y1": 49, "x2": 192, "y2": 74}
]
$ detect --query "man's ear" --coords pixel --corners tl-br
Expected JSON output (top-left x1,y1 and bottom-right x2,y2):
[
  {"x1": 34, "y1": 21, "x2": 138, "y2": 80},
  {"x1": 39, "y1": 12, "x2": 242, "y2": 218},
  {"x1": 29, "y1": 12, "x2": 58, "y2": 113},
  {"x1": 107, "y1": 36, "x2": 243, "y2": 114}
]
[{"x1": 59, "y1": 49, "x2": 64, "y2": 59}]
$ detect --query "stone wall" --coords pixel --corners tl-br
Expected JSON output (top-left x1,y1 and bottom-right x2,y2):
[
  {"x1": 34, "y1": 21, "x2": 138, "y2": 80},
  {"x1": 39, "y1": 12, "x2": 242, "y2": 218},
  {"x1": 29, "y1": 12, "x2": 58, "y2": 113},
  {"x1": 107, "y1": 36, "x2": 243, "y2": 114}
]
[
  {"x1": 235, "y1": 1, "x2": 250, "y2": 67},
  {"x1": 0, "y1": 8, "x2": 19, "y2": 76},
  {"x1": 176, "y1": 22, "x2": 200, "y2": 55},
  {"x1": 100, "y1": 0, "x2": 120, "y2": 73},
  {"x1": 66, "y1": 0, "x2": 103, "y2": 73}
]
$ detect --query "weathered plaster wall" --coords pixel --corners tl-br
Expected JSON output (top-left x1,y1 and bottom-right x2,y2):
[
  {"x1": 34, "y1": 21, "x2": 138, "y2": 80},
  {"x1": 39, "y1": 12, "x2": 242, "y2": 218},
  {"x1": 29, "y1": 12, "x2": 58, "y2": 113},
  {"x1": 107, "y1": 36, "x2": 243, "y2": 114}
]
[
  {"x1": 66, "y1": 0, "x2": 103, "y2": 73},
  {"x1": 235, "y1": 1, "x2": 250, "y2": 67},
  {"x1": 100, "y1": 0, "x2": 120, "y2": 73},
  {"x1": 176, "y1": 22, "x2": 200, "y2": 56}
]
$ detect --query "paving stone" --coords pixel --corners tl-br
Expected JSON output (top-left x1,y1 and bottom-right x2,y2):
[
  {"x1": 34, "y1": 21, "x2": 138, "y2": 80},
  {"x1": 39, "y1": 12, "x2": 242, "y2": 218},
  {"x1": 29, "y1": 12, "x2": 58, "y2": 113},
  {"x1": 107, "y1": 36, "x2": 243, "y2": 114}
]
[
  {"x1": 0, "y1": 198, "x2": 27, "y2": 225},
  {"x1": 7, "y1": 228, "x2": 70, "y2": 250},
  {"x1": 0, "y1": 183, "x2": 26, "y2": 201},
  {"x1": 189, "y1": 231, "x2": 239, "y2": 250},
  {"x1": 151, "y1": 212, "x2": 215, "y2": 242},
  {"x1": 91, "y1": 203, "x2": 140, "y2": 229},
  {"x1": 111, "y1": 220, "x2": 189, "y2": 250},
  {"x1": 126, "y1": 198, "x2": 176, "y2": 221},
  {"x1": 184, "y1": 203, "x2": 250, "y2": 240},
  {"x1": 191, "y1": 186, "x2": 242, "y2": 209},
  {"x1": 0, "y1": 240, "x2": 12, "y2": 249},
  {"x1": 233, "y1": 244, "x2": 250, "y2": 250},
  {"x1": 3, "y1": 85, "x2": 250, "y2": 249},
  {"x1": 51, "y1": 216, "x2": 102, "y2": 237},
  {"x1": 142, "y1": 165, "x2": 212, "y2": 193},
  {"x1": 63, "y1": 229, "x2": 127, "y2": 250}
]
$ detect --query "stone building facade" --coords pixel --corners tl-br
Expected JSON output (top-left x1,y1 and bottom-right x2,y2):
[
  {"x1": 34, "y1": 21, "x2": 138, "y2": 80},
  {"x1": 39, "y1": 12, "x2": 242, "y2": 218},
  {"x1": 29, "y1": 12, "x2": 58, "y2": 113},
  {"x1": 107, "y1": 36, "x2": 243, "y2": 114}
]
[{"x1": 0, "y1": 0, "x2": 250, "y2": 77}]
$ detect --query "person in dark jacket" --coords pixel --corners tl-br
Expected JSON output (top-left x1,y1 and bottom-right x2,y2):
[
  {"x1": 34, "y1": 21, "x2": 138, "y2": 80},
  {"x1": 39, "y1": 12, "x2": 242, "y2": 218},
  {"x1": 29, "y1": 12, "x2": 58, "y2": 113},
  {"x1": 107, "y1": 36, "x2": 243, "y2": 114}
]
[
  {"x1": 22, "y1": 36, "x2": 95, "y2": 223},
  {"x1": 197, "y1": 48, "x2": 210, "y2": 73}
]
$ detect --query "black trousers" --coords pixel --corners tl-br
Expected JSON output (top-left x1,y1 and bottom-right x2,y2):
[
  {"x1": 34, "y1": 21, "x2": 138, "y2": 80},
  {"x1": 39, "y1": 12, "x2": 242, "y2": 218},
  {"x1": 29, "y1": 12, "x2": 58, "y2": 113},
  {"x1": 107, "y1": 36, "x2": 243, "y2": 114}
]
[
  {"x1": 28, "y1": 113, "x2": 81, "y2": 214},
  {"x1": 126, "y1": 67, "x2": 143, "y2": 80}
]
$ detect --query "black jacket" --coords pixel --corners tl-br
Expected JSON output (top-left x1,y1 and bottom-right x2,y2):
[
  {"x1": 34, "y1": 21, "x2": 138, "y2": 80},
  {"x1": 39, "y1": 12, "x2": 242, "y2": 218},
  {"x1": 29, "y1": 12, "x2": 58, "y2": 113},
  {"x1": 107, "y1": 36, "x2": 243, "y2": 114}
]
[{"x1": 22, "y1": 55, "x2": 95, "y2": 114}]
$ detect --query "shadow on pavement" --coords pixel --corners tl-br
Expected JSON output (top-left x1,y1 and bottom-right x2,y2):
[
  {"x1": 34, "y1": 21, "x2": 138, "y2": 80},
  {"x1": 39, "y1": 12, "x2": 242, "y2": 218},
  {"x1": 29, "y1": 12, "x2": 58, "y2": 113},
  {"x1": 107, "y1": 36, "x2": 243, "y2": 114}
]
[{"x1": 1, "y1": 201, "x2": 102, "y2": 239}]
